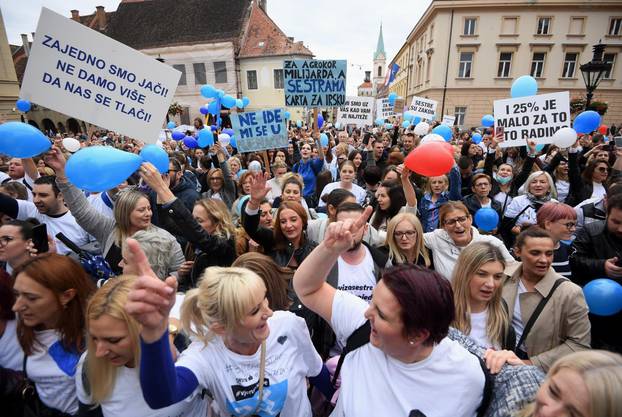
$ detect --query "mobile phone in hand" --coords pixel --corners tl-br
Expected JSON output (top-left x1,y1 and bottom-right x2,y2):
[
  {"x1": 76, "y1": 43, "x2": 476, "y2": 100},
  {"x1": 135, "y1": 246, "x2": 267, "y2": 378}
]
[
  {"x1": 614, "y1": 136, "x2": 622, "y2": 148},
  {"x1": 495, "y1": 125, "x2": 505, "y2": 141},
  {"x1": 31, "y1": 223, "x2": 49, "y2": 254}
]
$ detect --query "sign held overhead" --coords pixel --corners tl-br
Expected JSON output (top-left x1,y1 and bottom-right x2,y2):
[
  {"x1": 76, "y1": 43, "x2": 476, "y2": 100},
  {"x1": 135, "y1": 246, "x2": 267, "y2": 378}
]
[
  {"x1": 408, "y1": 96, "x2": 438, "y2": 120},
  {"x1": 283, "y1": 59, "x2": 347, "y2": 107},
  {"x1": 231, "y1": 108, "x2": 288, "y2": 153},
  {"x1": 336, "y1": 96, "x2": 374, "y2": 127},
  {"x1": 20, "y1": 8, "x2": 180, "y2": 144}
]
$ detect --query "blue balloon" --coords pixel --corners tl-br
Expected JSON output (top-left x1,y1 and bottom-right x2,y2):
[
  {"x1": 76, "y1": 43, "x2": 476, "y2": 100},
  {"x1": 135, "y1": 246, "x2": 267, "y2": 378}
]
[
  {"x1": 535, "y1": 143, "x2": 545, "y2": 153},
  {"x1": 237, "y1": 195, "x2": 250, "y2": 215},
  {"x1": 197, "y1": 128, "x2": 214, "y2": 148},
  {"x1": 413, "y1": 116, "x2": 422, "y2": 125},
  {"x1": 16, "y1": 99, "x2": 31, "y2": 112},
  {"x1": 320, "y1": 133, "x2": 328, "y2": 147},
  {"x1": 583, "y1": 279, "x2": 622, "y2": 316},
  {"x1": 230, "y1": 135, "x2": 237, "y2": 149},
  {"x1": 200, "y1": 84, "x2": 218, "y2": 99},
  {"x1": 242, "y1": 96, "x2": 250, "y2": 107},
  {"x1": 402, "y1": 121, "x2": 410, "y2": 128},
  {"x1": 472, "y1": 133, "x2": 483, "y2": 144},
  {"x1": 171, "y1": 131, "x2": 184, "y2": 141},
  {"x1": 210, "y1": 125, "x2": 218, "y2": 131},
  {"x1": 0, "y1": 122, "x2": 51, "y2": 157},
  {"x1": 296, "y1": 120, "x2": 302, "y2": 128},
  {"x1": 317, "y1": 114, "x2": 324, "y2": 129},
  {"x1": 221, "y1": 95, "x2": 237, "y2": 108},
  {"x1": 403, "y1": 111, "x2": 415, "y2": 121},
  {"x1": 140, "y1": 144, "x2": 169, "y2": 174},
  {"x1": 432, "y1": 124, "x2": 452, "y2": 141},
  {"x1": 183, "y1": 136, "x2": 198, "y2": 149},
  {"x1": 573, "y1": 110, "x2": 601, "y2": 134},
  {"x1": 223, "y1": 128, "x2": 235, "y2": 136},
  {"x1": 474, "y1": 207, "x2": 499, "y2": 232},
  {"x1": 166, "y1": 121, "x2": 176, "y2": 129},
  {"x1": 481, "y1": 114, "x2": 494, "y2": 127},
  {"x1": 388, "y1": 92, "x2": 397, "y2": 105},
  {"x1": 217, "y1": 89, "x2": 225, "y2": 98},
  {"x1": 199, "y1": 106, "x2": 209, "y2": 115},
  {"x1": 375, "y1": 118, "x2": 384, "y2": 126},
  {"x1": 207, "y1": 100, "x2": 220, "y2": 116},
  {"x1": 384, "y1": 123, "x2": 393, "y2": 130},
  {"x1": 235, "y1": 99, "x2": 244, "y2": 108},
  {"x1": 511, "y1": 75, "x2": 538, "y2": 98},
  {"x1": 284, "y1": 111, "x2": 291, "y2": 119},
  {"x1": 66, "y1": 146, "x2": 142, "y2": 192}
]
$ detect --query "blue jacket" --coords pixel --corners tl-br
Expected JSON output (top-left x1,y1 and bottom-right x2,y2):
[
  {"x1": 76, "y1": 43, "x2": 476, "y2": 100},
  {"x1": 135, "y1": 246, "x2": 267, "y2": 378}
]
[
  {"x1": 293, "y1": 157, "x2": 324, "y2": 197},
  {"x1": 418, "y1": 166, "x2": 462, "y2": 232}
]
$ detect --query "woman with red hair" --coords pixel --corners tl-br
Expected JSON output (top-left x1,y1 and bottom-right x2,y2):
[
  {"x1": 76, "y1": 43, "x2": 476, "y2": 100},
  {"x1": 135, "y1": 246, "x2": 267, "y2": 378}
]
[{"x1": 536, "y1": 201, "x2": 577, "y2": 278}]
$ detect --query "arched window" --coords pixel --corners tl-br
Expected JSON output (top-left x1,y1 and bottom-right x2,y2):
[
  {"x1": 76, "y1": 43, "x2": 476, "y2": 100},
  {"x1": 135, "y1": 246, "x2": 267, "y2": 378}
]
[{"x1": 377, "y1": 66, "x2": 382, "y2": 77}]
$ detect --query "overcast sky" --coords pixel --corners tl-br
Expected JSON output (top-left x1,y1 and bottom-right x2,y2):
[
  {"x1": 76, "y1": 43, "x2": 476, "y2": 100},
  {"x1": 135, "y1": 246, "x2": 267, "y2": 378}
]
[{"x1": 1, "y1": 0, "x2": 431, "y2": 94}]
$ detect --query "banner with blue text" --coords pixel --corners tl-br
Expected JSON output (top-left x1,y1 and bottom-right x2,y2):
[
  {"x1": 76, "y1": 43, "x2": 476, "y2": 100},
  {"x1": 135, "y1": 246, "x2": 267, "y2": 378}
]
[
  {"x1": 283, "y1": 59, "x2": 346, "y2": 107},
  {"x1": 20, "y1": 8, "x2": 181, "y2": 144},
  {"x1": 231, "y1": 108, "x2": 288, "y2": 153}
]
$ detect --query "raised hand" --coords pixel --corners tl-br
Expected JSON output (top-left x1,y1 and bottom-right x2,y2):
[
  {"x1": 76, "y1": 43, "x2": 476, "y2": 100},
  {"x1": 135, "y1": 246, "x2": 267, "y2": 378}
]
[
  {"x1": 323, "y1": 206, "x2": 372, "y2": 254},
  {"x1": 248, "y1": 171, "x2": 271, "y2": 207},
  {"x1": 44, "y1": 146, "x2": 68, "y2": 178},
  {"x1": 124, "y1": 238, "x2": 178, "y2": 342}
]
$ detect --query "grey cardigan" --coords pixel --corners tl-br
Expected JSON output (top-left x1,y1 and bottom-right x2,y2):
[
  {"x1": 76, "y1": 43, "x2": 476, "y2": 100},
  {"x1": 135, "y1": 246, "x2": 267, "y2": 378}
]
[{"x1": 56, "y1": 180, "x2": 184, "y2": 277}]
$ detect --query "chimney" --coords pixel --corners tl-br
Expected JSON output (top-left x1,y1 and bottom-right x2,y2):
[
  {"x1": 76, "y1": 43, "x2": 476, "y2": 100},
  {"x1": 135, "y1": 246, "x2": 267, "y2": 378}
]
[
  {"x1": 287, "y1": 37, "x2": 294, "y2": 42},
  {"x1": 20, "y1": 34, "x2": 30, "y2": 57},
  {"x1": 95, "y1": 6, "x2": 107, "y2": 30},
  {"x1": 364, "y1": 71, "x2": 371, "y2": 82},
  {"x1": 71, "y1": 10, "x2": 80, "y2": 22}
]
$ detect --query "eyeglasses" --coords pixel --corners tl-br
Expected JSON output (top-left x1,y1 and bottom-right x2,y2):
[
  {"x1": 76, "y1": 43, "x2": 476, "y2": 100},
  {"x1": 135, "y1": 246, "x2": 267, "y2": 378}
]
[
  {"x1": 0, "y1": 236, "x2": 16, "y2": 246},
  {"x1": 337, "y1": 157, "x2": 347, "y2": 162},
  {"x1": 596, "y1": 167, "x2": 609, "y2": 173},
  {"x1": 444, "y1": 216, "x2": 470, "y2": 227},
  {"x1": 474, "y1": 182, "x2": 490, "y2": 188},
  {"x1": 558, "y1": 221, "x2": 577, "y2": 230},
  {"x1": 210, "y1": 177, "x2": 224, "y2": 181},
  {"x1": 394, "y1": 230, "x2": 417, "y2": 239},
  {"x1": 168, "y1": 169, "x2": 179, "y2": 175}
]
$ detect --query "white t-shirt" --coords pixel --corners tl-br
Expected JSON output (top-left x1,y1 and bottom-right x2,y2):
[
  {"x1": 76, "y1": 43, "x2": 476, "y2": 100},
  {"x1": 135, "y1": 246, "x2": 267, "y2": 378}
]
[
  {"x1": 176, "y1": 311, "x2": 322, "y2": 417},
  {"x1": 16, "y1": 200, "x2": 91, "y2": 255},
  {"x1": 76, "y1": 354, "x2": 208, "y2": 417},
  {"x1": 266, "y1": 177, "x2": 282, "y2": 203},
  {"x1": 556, "y1": 180, "x2": 570, "y2": 203},
  {"x1": 591, "y1": 182, "x2": 606, "y2": 200},
  {"x1": 330, "y1": 291, "x2": 485, "y2": 417},
  {"x1": 0, "y1": 319, "x2": 24, "y2": 371},
  {"x1": 336, "y1": 247, "x2": 376, "y2": 303},
  {"x1": 87, "y1": 192, "x2": 114, "y2": 219},
  {"x1": 469, "y1": 310, "x2": 496, "y2": 350},
  {"x1": 512, "y1": 279, "x2": 528, "y2": 351},
  {"x1": 318, "y1": 182, "x2": 367, "y2": 207},
  {"x1": 27, "y1": 329, "x2": 80, "y2": 415}
]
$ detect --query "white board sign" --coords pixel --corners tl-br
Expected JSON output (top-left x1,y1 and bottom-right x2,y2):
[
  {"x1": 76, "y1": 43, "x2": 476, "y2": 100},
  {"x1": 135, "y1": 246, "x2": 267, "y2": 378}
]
[
  {"x1": 20, "y1": 8, "x2": 181, "y2": 144},
  {"x1": 376, "y1": 98, "x2": 396, "y2": 120},
  {"x1": 336, "y1": 96, "x2": 374, "y2": 126},
  {"x1": 441, "y1": 115, "x2": 456, "y2": 126},
  {"x1": 408, "y1": 96, "x2": 438, "y2": 120},
  {"x1": 493, "y1": 91, "x2": 570, "y2": 148}
]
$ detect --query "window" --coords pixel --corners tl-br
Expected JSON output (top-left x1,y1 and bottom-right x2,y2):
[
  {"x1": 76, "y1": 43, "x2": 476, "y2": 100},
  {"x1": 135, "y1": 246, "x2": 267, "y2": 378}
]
[
  {"x1": 458, "y1": 52, "x2": 473, "y2": 78},
  {"x1": 193, "y1": 63, "x2": 206, "y2": 85},
  {"x1": 562, "y1": 53, "x2": 578, "y2": 78},
  {"x1": 603, "y1": 53, "x2": 616, "y2": 79},
  {"x1": 172, "y1": 64, "x2": 186, "y2": 85},
  {"x1": 530, "y1": 52, "x2": 546, "y2": 78},
  {"x1": 537, "y1": 17, "x2": 551, "y2": 35},
  {"x1": 610, "y1": 18, "x2": 622, "y2": 36},
  {"x1": 569, "y1": 17, "x2": 585, "y2": 35},
  {"x1": 377, "y1": 66, "x2": 382, "y2": 77},
  {"x1": 502, "y1": 17, "x2": 518, "y2": 35},
  {"x1": 497, "y1": 52, "x2": 512, "y2": 78},
  {"x1": 429, "y1": 24, "x2": 434, "y2": 41},
  {"x1": 180, "y1": 106, "x2": 190, "y2": 125},
  {"x1": 274, "y1": 69, "x2": 284, "y2": 89},
  {"x1": 454, "y1": 106, "x2": 467, "y2": 126},
  {"x1": 426, "y1": 56, "x2": 432, "y2": 82},
  {"x1": 464, "y1": 18, "x2": 477, "y2": 35},
  {"x1": 214, "y1": 61, "x2": 227, "y2": 83},
  {"x1": 247, "y1": 70, "x2": 257, "y2": 90}
]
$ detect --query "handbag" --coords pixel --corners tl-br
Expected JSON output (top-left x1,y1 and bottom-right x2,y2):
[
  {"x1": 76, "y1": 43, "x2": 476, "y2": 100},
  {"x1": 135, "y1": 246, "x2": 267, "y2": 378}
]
[{"x1": 21, "y1": 356, "x2": 71, "y2": 417}]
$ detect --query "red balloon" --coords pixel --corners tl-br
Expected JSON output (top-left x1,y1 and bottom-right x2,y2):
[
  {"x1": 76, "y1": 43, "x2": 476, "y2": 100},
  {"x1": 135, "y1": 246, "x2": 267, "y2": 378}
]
[
  {"x1": 405, "y1": 142, "x2": 455, "y2": 177},
  {"x1": 598, "y1": 125, "x2": 608, "y2": 134}
]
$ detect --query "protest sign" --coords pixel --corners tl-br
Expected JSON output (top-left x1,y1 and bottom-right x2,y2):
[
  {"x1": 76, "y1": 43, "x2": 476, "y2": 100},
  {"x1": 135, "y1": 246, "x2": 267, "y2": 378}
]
[
  {"x1": 493, "y1": 91, "x2": 570, "y2": 148},
  {"x1": 231, "y1": 108, "x2": 288, "y2": 153},
  {"x1": 441, "y1": 115, "x2": 456, "y2": 126},
  {"x1": 408, "y1": 96, "x2": 438, "y2": 120},
  {"x1": 336, "y1": 96, "x2": 374, "y2": 127},
  {"x1": 283, "y1": 59, "x2": 347, "y2": 107},
  {"x1": 376, "y1": 98, "x2": 396, "y2": 120},
  {"x1": 20, "y1": 8, "x2": 180, "y2": 144}
]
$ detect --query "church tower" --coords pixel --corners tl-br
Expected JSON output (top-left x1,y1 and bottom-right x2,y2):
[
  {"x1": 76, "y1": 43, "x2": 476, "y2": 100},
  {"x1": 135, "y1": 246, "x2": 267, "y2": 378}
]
[{"x1": 372, "y1": 23, "x2": 386, "y2": 96}]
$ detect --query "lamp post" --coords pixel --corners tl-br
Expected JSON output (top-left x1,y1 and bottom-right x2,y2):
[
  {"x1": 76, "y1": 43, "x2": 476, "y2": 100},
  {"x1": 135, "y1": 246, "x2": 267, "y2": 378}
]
[{"x1": 580, "y1": 41, "x2": 612, "y2": 110}]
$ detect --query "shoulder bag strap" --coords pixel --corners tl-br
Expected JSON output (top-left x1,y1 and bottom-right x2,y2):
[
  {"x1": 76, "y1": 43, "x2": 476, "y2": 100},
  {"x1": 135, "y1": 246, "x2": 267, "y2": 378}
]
[
  {"x1": 515, "y1": 278, "x2": 567, "y2": 351},
  {"x1": 253, "y1": 341, "x2": 267, "y2": 414},
  {"x1": 331, "y1": 320, "x2": 371, "y2": 386}
]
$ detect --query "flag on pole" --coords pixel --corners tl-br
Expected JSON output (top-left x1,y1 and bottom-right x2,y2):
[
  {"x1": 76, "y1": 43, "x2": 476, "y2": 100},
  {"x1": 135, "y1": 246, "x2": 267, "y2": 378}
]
[{"x1": 384, "y1": 63, "x2": 400, "y2": 87}]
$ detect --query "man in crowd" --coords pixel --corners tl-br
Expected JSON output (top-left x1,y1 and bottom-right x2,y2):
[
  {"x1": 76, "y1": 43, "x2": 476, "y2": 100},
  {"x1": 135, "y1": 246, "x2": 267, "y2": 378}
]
[{"x1": 401, "y1": 131, "x2": 415, "y2": 154}]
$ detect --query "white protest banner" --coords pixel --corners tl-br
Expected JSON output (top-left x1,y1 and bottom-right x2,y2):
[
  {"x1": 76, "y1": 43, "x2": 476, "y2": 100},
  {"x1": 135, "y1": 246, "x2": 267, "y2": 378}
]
[
  {"x1": 20, "y1": 8, "x2": 180, "y2": 144},
  {"x1": 441, "y1": 115, "x2": 456, "y2": 126},
  {"x1": 336, "y1": 96, "x2": 374, "y2": 127},
  {"x1": 493, "y1": 91, "x2": 570, "y2": 148},
  {"x1": 231, "y1": 108, "x2": 288, "y2": 153},
  {"x1": 408, "y1": 96, "x2": 438, "y2": 120},
  {"x1": 283, "y1": 59, "x2": 347, "y2": 107},
  {"x1": 376, "y1": 98, "x2": 396, "y2": 120}
]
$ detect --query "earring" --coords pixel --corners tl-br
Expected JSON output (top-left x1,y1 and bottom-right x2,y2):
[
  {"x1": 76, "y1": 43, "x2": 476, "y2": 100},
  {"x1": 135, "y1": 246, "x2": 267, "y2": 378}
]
[{"x1": 408, "y1": 340, "x2": 415, "y2": 345}]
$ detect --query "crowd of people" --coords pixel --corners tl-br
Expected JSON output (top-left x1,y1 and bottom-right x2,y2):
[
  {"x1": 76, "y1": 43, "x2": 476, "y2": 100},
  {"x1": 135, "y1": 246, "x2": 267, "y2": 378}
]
[{"x1": 1, "y1": 115, "x2": 622, "y2": 417}]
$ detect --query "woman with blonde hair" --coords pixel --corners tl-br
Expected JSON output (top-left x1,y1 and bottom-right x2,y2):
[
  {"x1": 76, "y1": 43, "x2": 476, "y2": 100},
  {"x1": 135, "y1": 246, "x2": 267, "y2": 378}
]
[
  {"x1": 77, "y1": 275, "x2": 207, "y2": 416},
  {"x1": 201, "y1": 143, "x2": 236, "y2": 209},
  {"x1": 516, "y1": 350, "x2": 622, "y2": 417},
  {"x1": 383, "y1": 212, "x2": 431, "y2": 267},
  {"x1": 124, "y1": 238, "x2": 323, "y2": 417},
  {"x1": 451, "y1": 242, "x2": 514, "y2": 350}
]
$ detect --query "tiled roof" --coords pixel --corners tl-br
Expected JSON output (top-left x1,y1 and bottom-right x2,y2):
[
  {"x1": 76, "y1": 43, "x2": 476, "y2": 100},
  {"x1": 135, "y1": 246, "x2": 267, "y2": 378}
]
[
  {"x1": 358, "y1": 81, "x2": 372, "y2": 89},
  {"x1": 238, "y1": 1, "x2": 313, "y2": 58}
]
